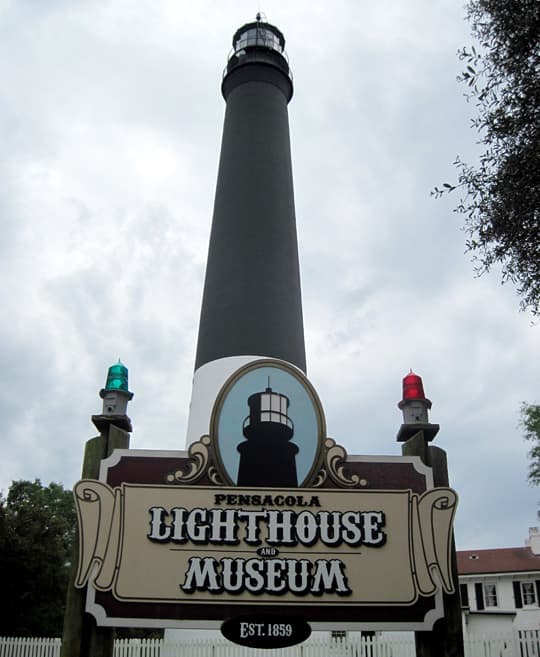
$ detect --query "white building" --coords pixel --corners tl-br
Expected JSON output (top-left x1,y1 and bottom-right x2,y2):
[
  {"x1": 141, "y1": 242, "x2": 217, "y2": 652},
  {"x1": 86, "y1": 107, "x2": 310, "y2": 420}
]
[{"x1": 458, "y1": 527, "x2": 540, "y2": 637}]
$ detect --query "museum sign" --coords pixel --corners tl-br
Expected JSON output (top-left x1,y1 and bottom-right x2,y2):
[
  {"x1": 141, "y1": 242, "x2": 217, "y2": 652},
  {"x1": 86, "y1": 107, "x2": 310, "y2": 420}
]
[{"x1": 74, "y1": 359, "x2": 457, "y2": 632}]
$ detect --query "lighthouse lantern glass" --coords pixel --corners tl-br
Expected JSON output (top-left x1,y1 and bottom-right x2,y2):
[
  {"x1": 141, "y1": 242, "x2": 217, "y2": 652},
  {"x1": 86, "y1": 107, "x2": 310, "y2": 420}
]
[
  {"x1": 105, "y1": 362, "x2": 129, "y2": 392},
  {"x1": 235, "y1": 27, "x2": 283, "y2": 54},
  {"x1": 260, "y1": 392, "x2": 289, "y2": 425}
]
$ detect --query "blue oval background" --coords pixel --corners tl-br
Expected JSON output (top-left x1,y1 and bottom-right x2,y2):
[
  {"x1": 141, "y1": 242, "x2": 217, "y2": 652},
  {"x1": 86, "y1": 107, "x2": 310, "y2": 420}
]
[{"x1": 215, "y1": 364, "x2": 321, "y2": 486}]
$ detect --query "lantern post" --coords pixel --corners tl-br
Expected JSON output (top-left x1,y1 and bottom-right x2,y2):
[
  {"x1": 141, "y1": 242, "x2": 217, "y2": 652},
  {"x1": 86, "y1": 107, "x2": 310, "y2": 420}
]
[
  {"x1": 398, "y1": 371, "x2": 464, "y2": 657},
  {"x1": 61, "y1": 362, "x2": 133, "y2": 657}
]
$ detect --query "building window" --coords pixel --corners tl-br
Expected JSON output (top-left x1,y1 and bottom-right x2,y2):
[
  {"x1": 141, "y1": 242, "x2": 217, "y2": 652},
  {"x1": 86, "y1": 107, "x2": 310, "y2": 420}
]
[
  {"x1": 460, "y1": 583, "x2": 469, "y2": 608},
  {"x1": 484, "y1": 583, "x2": 498, "y2": 607},
  {"x1": 521, "y1": 582, "x2": 537, "y2": 606}
]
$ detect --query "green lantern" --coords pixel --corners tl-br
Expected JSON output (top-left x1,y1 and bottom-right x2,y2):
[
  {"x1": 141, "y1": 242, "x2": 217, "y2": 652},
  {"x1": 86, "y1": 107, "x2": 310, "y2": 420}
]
[
  {"x1": 99, "y1": 359, "x2": 133, "y2": 417},
  {"x1": 105, "y1": 359, "x2": 129, "y2": 392}
]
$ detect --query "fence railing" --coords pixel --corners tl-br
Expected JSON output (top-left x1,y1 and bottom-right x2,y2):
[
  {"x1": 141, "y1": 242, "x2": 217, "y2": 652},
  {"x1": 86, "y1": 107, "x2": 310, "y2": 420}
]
[
  {"x1": 0, "y1": 637, "x2": 61, "y2": 657},
  {"x1": 1, "y1": 632, "x2": 539, "y2": 657},
  {"x1": 157, "y1": 637, "x2": 416, "y2": 657},
  {"x1": 518, "y1": 630, "x2": 540, "y2": 657}
]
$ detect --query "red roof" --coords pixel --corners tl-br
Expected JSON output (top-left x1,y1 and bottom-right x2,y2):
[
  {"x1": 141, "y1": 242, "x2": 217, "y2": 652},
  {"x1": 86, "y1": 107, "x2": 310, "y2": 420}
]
[{"x1": 457, "y1": 547, "x2": 540, "y2": 575}]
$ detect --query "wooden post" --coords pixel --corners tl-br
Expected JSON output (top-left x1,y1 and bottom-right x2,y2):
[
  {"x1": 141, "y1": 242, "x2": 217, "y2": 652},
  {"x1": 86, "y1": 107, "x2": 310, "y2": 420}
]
[
  {"x1": 61, "y1": 421, "x2": 130, "y2": 657},
  {"x1": 402, "y1": 432, "x2": 464, "y2": 657}
]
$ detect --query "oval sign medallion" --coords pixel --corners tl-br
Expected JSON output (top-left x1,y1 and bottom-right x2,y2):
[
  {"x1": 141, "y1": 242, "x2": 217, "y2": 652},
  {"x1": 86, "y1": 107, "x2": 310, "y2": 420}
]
[
  {"x1": 211, "y1": 359, "x2": 326, "y2": 487},
  {"x1": 221, "y1": 614, "x2": 311, "y2": 649}
]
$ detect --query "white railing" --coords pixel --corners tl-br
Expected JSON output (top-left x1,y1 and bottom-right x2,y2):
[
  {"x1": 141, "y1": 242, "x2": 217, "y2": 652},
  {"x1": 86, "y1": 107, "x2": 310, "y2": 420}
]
[
  {"x1": 115, "y1": 638, "x2": 163, "y2": 657},
  {"x1": 517, "y1": 629, "x2": 540, "y2": 657},
  {"x1": 1, "y1": 632, "x2": 539, "y2": 657},
  {"x1": 465, "y1": 634, "x2": 514, "y2": 657},
  {"x1": 135, "y1": 637, "x2": 416, "y2": 657},
  {"x1": 0, "y1": 637, "x2": 61, "y2": 657}
]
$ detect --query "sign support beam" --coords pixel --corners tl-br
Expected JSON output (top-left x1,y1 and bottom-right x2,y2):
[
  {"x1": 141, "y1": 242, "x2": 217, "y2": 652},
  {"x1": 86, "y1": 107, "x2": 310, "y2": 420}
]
[
  {"x1": 402, "y1": 432, "x2": 464, "y2": 657},
  {"x1": 61, "y1": 421, "x2": 130, "y2": 657}
]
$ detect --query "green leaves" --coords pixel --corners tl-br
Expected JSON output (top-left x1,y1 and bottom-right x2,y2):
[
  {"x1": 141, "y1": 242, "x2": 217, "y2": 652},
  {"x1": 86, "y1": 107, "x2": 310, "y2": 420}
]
[
  {"x1": 520, "y1": 403, "x2": 540, "y2": 486},
  {"x1": 0, "y1": 480, "x2": 76, "y2": 637},
  {"x1": 435, "y1": 0, "x2": 540, "y2": 316}
]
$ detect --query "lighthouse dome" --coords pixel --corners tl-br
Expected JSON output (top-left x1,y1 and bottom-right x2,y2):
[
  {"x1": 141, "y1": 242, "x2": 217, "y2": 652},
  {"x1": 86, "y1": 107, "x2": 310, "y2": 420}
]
[{"x1": 105, "y1": 359, "x2": 129, "y2": 392}]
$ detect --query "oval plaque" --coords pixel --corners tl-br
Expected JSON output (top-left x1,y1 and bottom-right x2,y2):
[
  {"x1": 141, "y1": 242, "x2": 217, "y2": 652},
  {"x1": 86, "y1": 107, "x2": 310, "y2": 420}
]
[
  {"x1": 211, "y1": 359, "x2": 326, "y2": 487},
  {"x1": 221, "y1": 614, "x2": 311, "y2": 649}
]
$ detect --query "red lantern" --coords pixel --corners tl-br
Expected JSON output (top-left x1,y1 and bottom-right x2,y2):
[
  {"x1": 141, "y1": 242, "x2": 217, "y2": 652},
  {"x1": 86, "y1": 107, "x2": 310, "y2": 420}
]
[{"x1": 402, "y1": 370, "x2": 426, "y2": 400}]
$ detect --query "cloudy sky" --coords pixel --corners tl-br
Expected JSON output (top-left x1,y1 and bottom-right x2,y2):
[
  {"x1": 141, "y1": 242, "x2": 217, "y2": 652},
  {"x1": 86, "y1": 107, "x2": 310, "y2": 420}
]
[{"x1": 1, "y1": 0, "x2": 538, "y2": 552}]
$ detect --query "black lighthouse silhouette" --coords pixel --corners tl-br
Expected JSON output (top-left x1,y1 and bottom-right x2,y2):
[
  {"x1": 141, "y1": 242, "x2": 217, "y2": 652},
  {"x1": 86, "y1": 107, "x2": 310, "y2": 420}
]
[
  {"x1": 237, "y1": 382, "x2": 298, "y2": 487},
  {"x1": 190, "y1": 15, "x2": 306, "y2": 487}
]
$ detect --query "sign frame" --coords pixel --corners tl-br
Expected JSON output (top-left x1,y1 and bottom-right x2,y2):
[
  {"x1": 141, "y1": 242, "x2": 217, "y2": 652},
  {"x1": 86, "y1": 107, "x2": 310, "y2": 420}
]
[
  {"x1": 77, "y1": 449, "x2": 455, "y2": 631},
  {"x1": 75, "y1": 358, "x2": 457, "y2": 632}
]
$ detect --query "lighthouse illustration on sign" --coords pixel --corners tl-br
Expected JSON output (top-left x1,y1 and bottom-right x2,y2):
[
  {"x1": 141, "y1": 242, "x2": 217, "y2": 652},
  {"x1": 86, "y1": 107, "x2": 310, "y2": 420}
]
[
  {"x1": 237, "y1": 381, "x2": 299, "y2": 487},
  {"x1": 211, "y1": 361, "x2": 324, "y2": 488}
]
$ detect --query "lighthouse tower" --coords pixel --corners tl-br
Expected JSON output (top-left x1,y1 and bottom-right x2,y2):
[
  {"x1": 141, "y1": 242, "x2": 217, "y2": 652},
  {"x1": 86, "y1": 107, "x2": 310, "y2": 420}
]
[
  {"x1": 237, "y1": 384, "x2": 298, "y2": 486},
  {"x1": 186, "y1": 15, "x2": 305, "y2": 447}
]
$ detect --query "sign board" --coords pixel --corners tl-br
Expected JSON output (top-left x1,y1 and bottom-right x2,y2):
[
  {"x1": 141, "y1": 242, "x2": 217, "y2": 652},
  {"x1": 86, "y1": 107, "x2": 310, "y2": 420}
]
[{"x1": 75, "y1": 359, "x2": 457, "y2": 632}]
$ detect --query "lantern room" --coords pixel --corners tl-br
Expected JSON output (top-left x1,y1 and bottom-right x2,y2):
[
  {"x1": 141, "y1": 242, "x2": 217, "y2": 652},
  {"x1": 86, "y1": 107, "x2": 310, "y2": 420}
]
[
  {"x1": 224, "y1": 14, "x2": 291, "y2": 86},
  {"x1": 243, "y1": 386, "x2": 294, "y2": 442}
]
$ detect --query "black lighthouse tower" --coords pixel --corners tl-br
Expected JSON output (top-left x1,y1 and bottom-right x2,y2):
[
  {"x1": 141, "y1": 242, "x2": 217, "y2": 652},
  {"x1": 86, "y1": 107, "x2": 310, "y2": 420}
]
[
  {"x1": 187, "y1": 16, "x2": 306, "y2": 487},
  {"x1": 194, "y1": 15, "x2": 305, "y2": 373}
]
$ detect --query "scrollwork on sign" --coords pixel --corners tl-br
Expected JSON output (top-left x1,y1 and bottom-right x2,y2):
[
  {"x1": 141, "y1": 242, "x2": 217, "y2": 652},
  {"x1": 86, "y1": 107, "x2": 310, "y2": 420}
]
[
  {"x1": 166, "y1": 436, "x2": 211, "y2": 484},
  {"x1": 312, "y1": 438, "x2": 368, "y2": 488},
  {"x1": 311, "y1": 468, "x2": 328, "y2": 487},
  {"x1": 208, "y1": 465, "x2": 224, "y2": 486}
]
